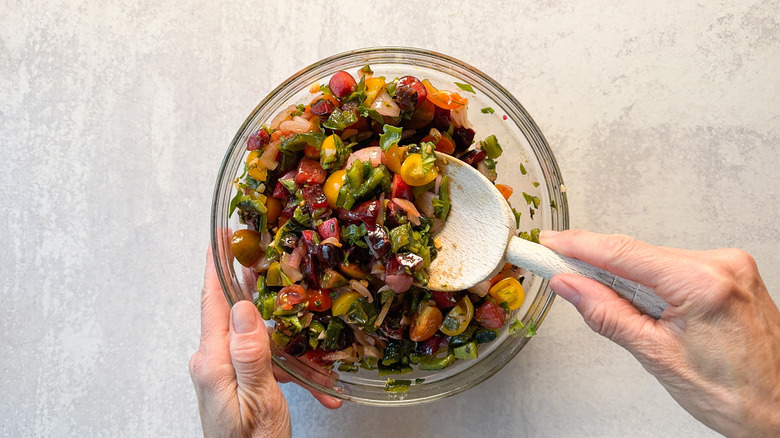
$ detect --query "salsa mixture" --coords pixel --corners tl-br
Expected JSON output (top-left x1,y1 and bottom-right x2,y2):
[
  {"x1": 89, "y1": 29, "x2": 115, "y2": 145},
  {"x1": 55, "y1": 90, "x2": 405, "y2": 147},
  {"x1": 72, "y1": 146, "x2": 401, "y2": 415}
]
[{"x1": 230, "y1": 67, "x2": 530, "y2": 379}]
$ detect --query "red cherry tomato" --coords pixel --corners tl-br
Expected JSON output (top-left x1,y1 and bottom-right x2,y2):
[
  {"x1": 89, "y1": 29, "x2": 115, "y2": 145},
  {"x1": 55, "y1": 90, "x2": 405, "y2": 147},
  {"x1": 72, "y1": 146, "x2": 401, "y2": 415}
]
[
  {"x1": 307, "y1": 289, "x2": 333, "y2": 312},
  {"x1": 277, "y1": 285, "x2": 308, "y2": 311},
  {"x1": 328, "y1": 71, "x2": 357, "y2": 98}
]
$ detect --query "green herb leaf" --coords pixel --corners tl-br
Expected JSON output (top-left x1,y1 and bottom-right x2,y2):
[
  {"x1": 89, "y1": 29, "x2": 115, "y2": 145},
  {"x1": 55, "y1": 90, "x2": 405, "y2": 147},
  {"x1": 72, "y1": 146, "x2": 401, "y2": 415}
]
[
  {"x1": 454, "y1": 82, "x2": 475, "y2": 93},
  {"x1": 342, "y1": 223, "x2": 368, "y2": 248},
  {"x1": 322, "y1": 108, "x2": 358, "y2": 131},
  {"x1": 319, "y1": 83, "x2": 332, "y2": 95},
  {"x1": 420, "y1": 141, "x2": 436, "y2": 173},
  {"x1": 379, "y1": 124, "x2": 403, "y2": 152},
  {"x1": 481, "y1": 107, "x2": 495, "y2": 114},
  {"x1": 533, "y1": 181, "x2": 540, "y2": 187},
  {"x1": 360, "y1": 65, "x2": 373, "y2": 75},
  {"x1": 519, "y1": 163, "x2": 527, "y2": 175}
]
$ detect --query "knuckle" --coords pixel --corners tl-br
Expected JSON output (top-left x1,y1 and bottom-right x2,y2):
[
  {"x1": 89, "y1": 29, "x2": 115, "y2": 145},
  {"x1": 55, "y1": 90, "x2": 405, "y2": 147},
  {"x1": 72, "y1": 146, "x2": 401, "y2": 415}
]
[
  {"x1": 188, "y1": 352, "x2": 202, "y2": 379},
  {"x1": 599, "y1": 234, "x2": 638, "y2": 269}
]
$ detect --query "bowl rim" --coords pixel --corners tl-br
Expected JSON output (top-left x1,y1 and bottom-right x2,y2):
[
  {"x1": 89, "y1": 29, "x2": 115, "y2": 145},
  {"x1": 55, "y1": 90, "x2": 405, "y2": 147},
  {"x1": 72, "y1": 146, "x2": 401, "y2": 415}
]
[{"x1": 211, "y1": 46, "x2": 568, "y2": 406}]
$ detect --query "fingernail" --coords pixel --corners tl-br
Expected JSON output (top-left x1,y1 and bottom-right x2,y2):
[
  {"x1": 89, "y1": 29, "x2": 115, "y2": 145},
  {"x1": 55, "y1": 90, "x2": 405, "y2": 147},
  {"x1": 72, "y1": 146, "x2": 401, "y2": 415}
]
[
  {"x1": 551, "y1": 277, "x2": 581, "y2": 307},
  {"x1": 539, "y1": 230, "x2": 560, "y2": 239},
  {"x1": 231, "y1": 301, "x2": 258, "y2": 334}
]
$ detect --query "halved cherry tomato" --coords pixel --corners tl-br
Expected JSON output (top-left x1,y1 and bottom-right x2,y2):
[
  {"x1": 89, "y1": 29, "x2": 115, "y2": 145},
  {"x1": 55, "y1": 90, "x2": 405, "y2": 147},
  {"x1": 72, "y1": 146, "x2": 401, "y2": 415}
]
[
  {"x1": 489, "y1": 277, "x2": 525, "y2": 310},
  {"x1": 383, "y1": 144, "x2": 406, "y2": 174},
  {"x1": 495, "y1": 184, "x2": 513, "y2": 200},
  {"x1": 320, "y1": 134, "x2": 339, "y2": 168},
  {"x1": 307, "y1": 288, "x2": 333, "y2": 312},
  {"x1": 277, "y1": 284, "x2": 308, "y2": 311},
  {"x1": 410, "y1": 302, "x2": 443, "y2": 342},
  {"x1": 332, "y1": 291, "x2": 361, "y2": 316},
  {"x1": 420, "y1": 134, "x2": 456, "y2": 155},
  {"x1": 265, "y1": 196, "x2": 282, "y2": 225},
  {"x1": 363, "y1": 77, "x2": 386, "y2": 106},
  {"x1": 439, "y1": 297, "x2": 474, "y2": 336},
  {"x1": 323, "y1": 169, "x2": 346, "y2": 209},
  {"x1": 422, "y1": 79, "x2": 468, "y2": 110},
  {"x1": 400, "y1": 153, "x2": 438, "y2": 186}
]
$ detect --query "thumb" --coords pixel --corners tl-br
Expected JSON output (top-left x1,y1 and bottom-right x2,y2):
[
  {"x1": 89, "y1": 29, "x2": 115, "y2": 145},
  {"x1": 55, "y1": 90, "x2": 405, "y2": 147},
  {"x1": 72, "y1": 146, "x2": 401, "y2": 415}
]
[
  {"x1": 550, "y1": 273, "x2": 658, "y2": 353},
  {"x1": 229, "y1": 300, "x2": 277, "y2": 390}
]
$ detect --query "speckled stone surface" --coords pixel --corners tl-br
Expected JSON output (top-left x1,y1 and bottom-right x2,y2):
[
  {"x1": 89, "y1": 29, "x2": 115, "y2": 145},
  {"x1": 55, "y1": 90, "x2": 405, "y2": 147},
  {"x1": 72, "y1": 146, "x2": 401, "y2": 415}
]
[{"x1": 2, "y1": 1, "x2": 779, "y2": 437}]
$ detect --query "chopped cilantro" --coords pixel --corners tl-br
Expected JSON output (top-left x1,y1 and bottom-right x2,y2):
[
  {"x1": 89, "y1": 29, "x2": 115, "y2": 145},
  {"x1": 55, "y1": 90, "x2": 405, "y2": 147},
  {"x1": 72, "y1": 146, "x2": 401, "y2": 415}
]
[
  {"x1": 481, "y1": 107, "x2": 495, "y2": 114},
  {"x1": 519, "y1": 163, "x2": 527, "y2": 175},
  {"x1": 512, "y1": 208, "x2": 522, "y2": 228},
  {"x1": 533, "y1": 181, "x2": 540, "y2": 187}
]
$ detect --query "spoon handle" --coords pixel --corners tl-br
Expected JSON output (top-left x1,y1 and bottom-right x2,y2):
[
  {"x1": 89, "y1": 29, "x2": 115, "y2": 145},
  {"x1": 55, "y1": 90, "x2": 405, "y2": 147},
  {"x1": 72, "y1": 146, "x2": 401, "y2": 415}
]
[{"x1": 505, "y1": 236, "x2": 667, "y2": 319}]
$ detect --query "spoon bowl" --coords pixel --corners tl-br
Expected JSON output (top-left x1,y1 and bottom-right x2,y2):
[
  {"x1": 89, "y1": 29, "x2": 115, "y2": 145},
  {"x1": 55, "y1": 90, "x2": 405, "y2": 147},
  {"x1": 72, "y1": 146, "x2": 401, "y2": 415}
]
[{"x1": 428, "y1": 152, "x2": 668, "y2": 319}]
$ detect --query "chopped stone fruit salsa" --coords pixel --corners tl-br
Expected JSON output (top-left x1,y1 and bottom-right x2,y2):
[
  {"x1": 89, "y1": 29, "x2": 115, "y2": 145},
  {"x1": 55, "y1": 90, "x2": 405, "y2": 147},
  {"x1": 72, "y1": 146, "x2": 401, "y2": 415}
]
[{"x1": 230, "y1": 66, "x2": 529, "y2": 376}]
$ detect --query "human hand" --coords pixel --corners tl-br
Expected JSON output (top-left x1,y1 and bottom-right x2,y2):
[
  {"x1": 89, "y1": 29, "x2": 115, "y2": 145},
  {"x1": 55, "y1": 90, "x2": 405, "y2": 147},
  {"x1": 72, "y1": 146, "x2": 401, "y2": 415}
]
[
  {"x1": 540, "y1": 229, "x2": 780, "y2": 437},
  {"x1": 189, "y1": 247, "x2": 342, "y2": 438}
]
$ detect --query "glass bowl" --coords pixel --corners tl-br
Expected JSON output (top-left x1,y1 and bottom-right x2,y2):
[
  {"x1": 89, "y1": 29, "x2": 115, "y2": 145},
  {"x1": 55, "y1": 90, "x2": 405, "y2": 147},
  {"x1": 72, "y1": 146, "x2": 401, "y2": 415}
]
[{"x1": 211, "y1": 47, "x2": 568, "y2": 406}]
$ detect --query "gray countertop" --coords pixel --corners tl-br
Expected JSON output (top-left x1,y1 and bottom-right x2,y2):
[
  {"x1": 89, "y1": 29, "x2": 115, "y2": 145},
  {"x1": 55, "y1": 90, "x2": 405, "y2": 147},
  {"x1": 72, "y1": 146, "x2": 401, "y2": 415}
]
[{"x1": 2, "y1": 1, "x2": 779, "y2": 437}]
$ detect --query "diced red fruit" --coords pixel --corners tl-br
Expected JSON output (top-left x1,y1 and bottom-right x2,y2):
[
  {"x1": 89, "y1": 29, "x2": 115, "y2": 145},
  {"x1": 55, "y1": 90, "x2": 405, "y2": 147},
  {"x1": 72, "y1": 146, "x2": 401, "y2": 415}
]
[
  {"x1": 385, "y1": 253, "x2": 405, "y2": 276},
  {"x1": 305, "y1": 348, "x2": 331, "y2": 365},
  {"x1": 364, "y1": 225, "x2": 391, "y2": 260},
  {"x1": 396, "y1": 252, "x2": 424, "y2": 272},
  {"x1": 247, "y1": 128, "x2": 270, "y2": 151},
  {"x1": 316, "y1": 243, "x2": 342, "y2": 268},
  {"x1": 452, "y1": 126, "x2": 476, "y2": 155},
  {"x1": 460, "y1": 149, "x2": 487, "y2": 167},
  {"x1": 396, "y1": 76, "x2": 427, "y2": 105},
  {"x1": 295, "y1": 158, "x2": 327, "y2": 185},
  {"x1": 431, "y1": 106, "x2": 451, "y2": 131},
  {"x1": 317, "y1": 218, "x2": 341, "y2": 241},
  {"x1": 301, "y1": 256, "x2": 319, "y2": 289},
  {"x1": 385, "y1": 274, "x2": 413, "y2": 293},
  {"x1": 283, "y1": 331, "x2": 309, "y2": 356},
  {"x1": 384, "y1": 201, "x2": 407, "y2": 228},
  {"x1": 301, "y1": 229, "x2": 320, "y2": 254},
  {"x1": 309, "y1": 98, "x2": 336, "y2": 116},
  {"x1": 431, "y1": 291, "x2": 458, "y2": 309},
  {"x1": 338, "y1": 200, "x2": 381, "y2": 226},
  {"x1": 475, "y1": 300, "x2": 507, "y2": 330},
  {"x1": 301, "y1": 184, "x2": 328, "y2": 210},
  {"x1": 272, "y1": 169, "x2": 298, "y2": 200},
  {"x1": 379, "y1": 315, "x2": 404, "y2": 340},
  {"x1": 303, "y1": 144, "x2": 320, "y2": 160},
  {"x1": 390, "y1": 174, "x2": 413, "y2": 201},
  {"x1": 420, "y1": 334, "x2": 442, "y2": 356},
  {"x1": 328, "y1": 71, "x2": 357, "y2": 98},
  {"x1": 280, "y1": 198, "x2": 299, "y2": 220}
]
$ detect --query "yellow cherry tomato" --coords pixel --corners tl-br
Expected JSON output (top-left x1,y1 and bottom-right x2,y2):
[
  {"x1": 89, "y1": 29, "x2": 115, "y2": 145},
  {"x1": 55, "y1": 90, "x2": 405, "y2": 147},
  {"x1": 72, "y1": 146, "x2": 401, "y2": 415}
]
[
  {"x1": 384, "y1": 144, "x2": 406, "y2": 174},
  {"x1": 245, "y1": 150, "x2": 268, "y2": 182},
  {"x1": 400, "y1": 153, "x2": 438, "y2": 186},
  {"x1": 323, "y1": 169, "x2": 346, "y2": 209},
  {"x1": 320, "y1": 134, "x2": 339, "y2": 167},
  {"x1": 363, "y1": 77, "x2": 386, "y2": 106},
  {"x1": 332, "y1": 291, "x2": 361, "y2": 316},
  {"x1": 439, "y1": 297, "x2": 474, "y2": 336},
  {"x1": 489, "y1": 277, "x2": 525, "y2": 310},
  {"x1": 265, "y1": 196, "x2": 282, "y2": 225}
]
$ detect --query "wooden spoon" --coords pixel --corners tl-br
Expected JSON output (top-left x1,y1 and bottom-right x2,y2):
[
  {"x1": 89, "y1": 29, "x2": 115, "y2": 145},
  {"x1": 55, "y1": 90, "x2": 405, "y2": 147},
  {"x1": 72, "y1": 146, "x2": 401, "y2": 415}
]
[{"x1": 426, "y1": 152, "x2": 667, "y2": 319}]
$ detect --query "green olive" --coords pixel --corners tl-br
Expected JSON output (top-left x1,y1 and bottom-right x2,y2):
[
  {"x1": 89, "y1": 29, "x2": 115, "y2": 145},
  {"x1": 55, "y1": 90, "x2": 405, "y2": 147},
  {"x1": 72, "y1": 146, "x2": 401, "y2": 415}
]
[{"x1": 231, "y1": 229, "x2": 264, "y2": 267}]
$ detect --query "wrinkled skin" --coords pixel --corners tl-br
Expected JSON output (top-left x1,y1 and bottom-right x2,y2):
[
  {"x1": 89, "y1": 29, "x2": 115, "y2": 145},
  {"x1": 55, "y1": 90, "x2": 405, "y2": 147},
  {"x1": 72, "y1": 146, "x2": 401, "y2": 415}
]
[
  {"x1": 189, "y1": 247, "x2": 342, "y2": 438},
  {"x1": 540, "y1": 229, "x2": 780, "y2": 438}
]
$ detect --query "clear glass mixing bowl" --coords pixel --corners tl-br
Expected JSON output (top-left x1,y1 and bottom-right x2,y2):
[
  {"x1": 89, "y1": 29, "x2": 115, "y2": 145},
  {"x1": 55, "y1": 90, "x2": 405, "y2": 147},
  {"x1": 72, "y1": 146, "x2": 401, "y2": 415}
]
[{"x1": 211, "y1": 47, "x2": 568, "y2": 406}]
